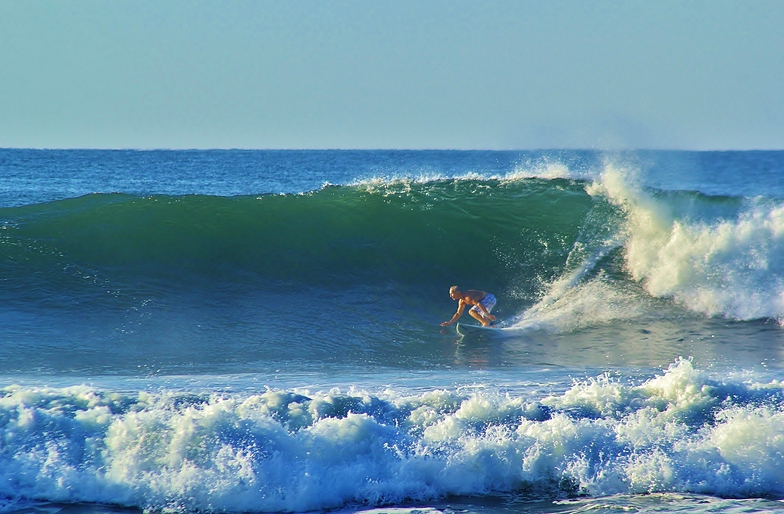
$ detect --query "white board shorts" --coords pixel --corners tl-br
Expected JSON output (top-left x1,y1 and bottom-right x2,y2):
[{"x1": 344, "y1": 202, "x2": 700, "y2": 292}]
[{"x1": 470, "y1": 293, "x2": 496, "y2": 319}]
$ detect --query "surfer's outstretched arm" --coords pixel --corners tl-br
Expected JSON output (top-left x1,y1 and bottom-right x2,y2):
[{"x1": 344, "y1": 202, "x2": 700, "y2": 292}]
[{"x1": 441, "y1": 300, "x2": 466, "y2": 326}]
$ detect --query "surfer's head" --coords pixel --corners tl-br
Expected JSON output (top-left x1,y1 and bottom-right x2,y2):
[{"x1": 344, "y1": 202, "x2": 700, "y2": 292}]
[{"x1": 449, "y1": 286, "x2": 460, "y2": 299}]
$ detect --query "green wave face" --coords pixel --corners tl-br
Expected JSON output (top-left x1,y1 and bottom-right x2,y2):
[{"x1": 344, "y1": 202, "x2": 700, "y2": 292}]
[
  {"x1": 0, "y1": 178, "x2": 598, "y2": 297},
  {"x1": 3, "y1": 172, "x2": 784, "y2": 375}
]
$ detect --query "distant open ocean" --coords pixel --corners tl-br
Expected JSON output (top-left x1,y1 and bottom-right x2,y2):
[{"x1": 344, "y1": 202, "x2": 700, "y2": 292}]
[{"x1": 2, "y1": 149, "x2": 784, "y2": 514}]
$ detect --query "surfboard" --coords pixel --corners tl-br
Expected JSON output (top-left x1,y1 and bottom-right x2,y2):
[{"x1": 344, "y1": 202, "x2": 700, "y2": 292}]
[{"x1": 456, "y1": 322, "x2": 501, "y2": 336}]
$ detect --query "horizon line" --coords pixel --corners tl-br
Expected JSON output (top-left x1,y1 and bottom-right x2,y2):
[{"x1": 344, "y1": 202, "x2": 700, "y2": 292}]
[{"x1": 2, "y1": 146, "x2": 783, "y2": 152}]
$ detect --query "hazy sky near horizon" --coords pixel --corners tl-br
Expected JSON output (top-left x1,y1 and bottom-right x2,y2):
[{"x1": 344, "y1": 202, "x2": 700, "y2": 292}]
[{"x1": 1, "y1": 1, "x2": 782, "y2": 150}]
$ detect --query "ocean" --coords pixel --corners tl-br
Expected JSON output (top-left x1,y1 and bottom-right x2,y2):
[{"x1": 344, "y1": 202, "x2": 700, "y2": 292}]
[{"x1": 1, "y1": 149, "x2": 784, "y2": 514}]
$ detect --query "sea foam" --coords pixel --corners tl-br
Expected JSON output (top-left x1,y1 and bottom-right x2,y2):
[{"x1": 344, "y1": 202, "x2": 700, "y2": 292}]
[
  {"x1": 1, "y1": 360, "x2": 784, "y2": 512},
  {"x1": 587, "y1": 164, "x2": 784, "y2": 323},
  {"x1": 505, "y1": 157, "x2": 784, "y2": 327}
]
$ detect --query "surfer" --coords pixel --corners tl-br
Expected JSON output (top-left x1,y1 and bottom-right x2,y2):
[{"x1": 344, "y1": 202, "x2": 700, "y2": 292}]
[{"x1": 440, "y1": 286, "x2": 497, "y2": 327}]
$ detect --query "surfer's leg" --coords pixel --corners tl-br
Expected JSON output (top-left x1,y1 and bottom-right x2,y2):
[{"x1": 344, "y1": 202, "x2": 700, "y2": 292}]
[{"x1": 469, "y1": 309, "x2": 490, "y2": 326}]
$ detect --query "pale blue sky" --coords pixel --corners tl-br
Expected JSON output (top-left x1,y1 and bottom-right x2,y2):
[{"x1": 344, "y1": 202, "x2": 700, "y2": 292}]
[{"x1": 1, "y1": 0, "x2": 782, "y2": 150}]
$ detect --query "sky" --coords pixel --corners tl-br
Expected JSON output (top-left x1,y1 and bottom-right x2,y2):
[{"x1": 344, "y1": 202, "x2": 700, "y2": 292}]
[{"x1": 1, "y1": 0, "x2": 782, "y2": 150}]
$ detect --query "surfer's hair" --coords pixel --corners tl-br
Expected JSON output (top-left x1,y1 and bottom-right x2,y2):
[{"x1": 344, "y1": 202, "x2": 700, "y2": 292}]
[{"x1": 449, "y1": 285, "x2": 459, "y2": 294}]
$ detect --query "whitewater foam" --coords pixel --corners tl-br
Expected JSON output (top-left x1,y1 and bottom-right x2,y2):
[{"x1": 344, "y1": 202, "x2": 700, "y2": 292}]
[
  {"x1": 588, "y1": 163, "x2": 784, "y2": 323},
  {"x1": 2, "y1": 361, "x2": 784, "y2": 512}
]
